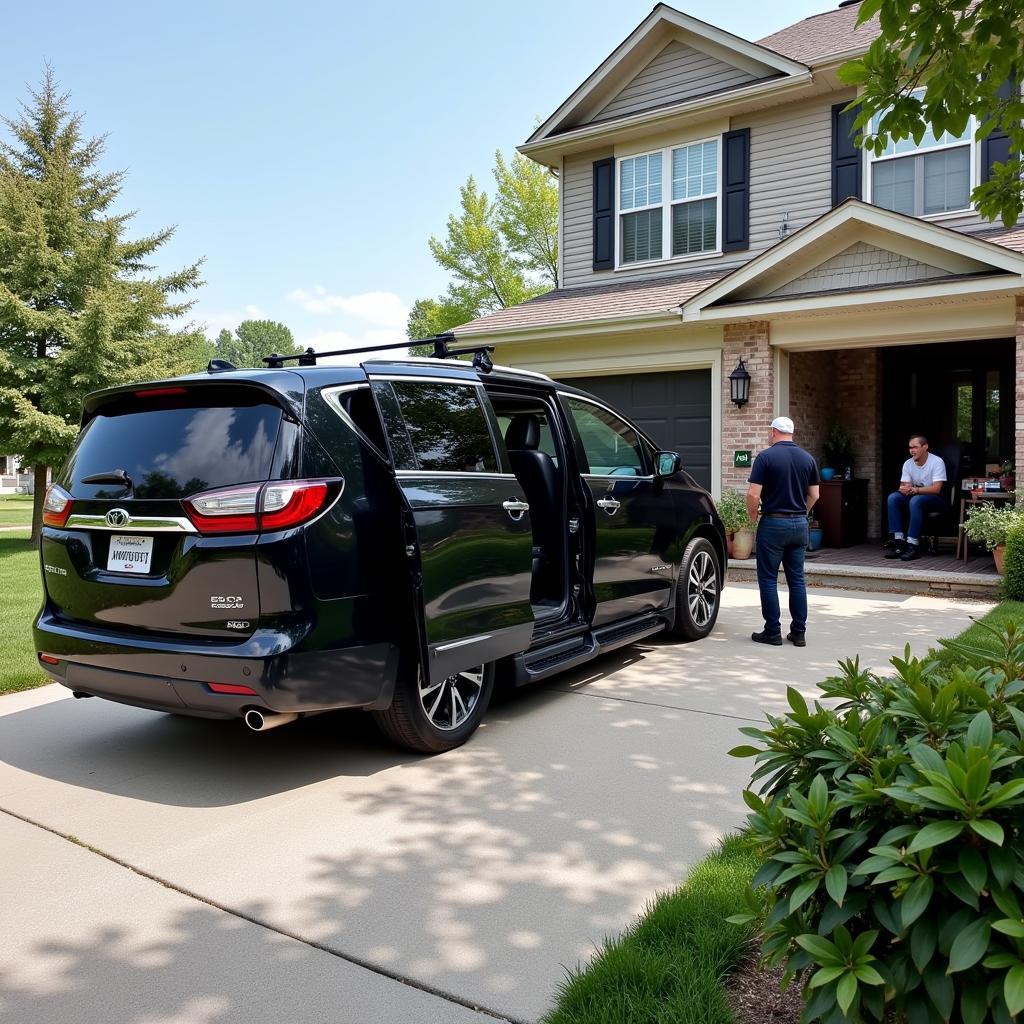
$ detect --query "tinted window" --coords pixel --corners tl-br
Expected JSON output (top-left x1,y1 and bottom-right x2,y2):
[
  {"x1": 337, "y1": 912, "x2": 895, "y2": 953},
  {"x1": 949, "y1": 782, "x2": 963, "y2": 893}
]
[
  {"x1": 495, "y1": 410, "x2": 560, "y2": 469},
  {"x1": 63, "y1": 396, "x2": 282, "y2": 499},
  {"x1": 565, "y1": 398, "x2": 645, "y2": 476},
  {"x1": 371, "y1": 381, "x2": 418, "y2": 470},
  {"x1": 389, "y1": 382, "x2": 498, "y2": 473}
]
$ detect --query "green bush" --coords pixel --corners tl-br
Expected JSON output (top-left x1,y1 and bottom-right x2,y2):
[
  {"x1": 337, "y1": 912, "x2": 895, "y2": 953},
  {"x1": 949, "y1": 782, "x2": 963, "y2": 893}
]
[
  {"x1": 729, "y1": 624, "x2": 1024, "y2": 1024},
  {"x1": 963, "y1": 501, "x2": 1024, "y2": 551},
  {"x1": 716, "y1": 487, "x2": 756, "y2": 532},
  {"x1": 1004, "y1": 522, "x2": 1024, "y2": 602}
]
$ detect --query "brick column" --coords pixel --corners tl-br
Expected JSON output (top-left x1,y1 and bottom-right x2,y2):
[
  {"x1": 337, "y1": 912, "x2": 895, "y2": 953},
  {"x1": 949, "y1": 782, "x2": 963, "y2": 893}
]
[
  {"x1": 722, "y1": 321, "x2": 774, "y2": 493},
  {"x1": 1017, "y1": 297, "x2": 1024, "y2": 482},
  {"x1": 836, "y1": 348, "x2": 883, "y2": 538}
]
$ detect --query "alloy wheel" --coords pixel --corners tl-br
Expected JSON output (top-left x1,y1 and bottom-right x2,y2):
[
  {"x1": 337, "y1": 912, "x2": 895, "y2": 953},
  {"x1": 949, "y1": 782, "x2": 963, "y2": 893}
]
[
  {"x1": 418, "y1": 665, "x2": 485, "y2": 731},
  {"x1": 687, "y1": 550, "x2": 718, "y2": 628}
]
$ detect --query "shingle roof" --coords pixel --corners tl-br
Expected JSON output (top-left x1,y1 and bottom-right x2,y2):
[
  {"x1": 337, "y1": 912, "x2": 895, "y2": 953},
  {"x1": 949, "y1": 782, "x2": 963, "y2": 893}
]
[
  {"x1": 967, "y1": 224, "x2": 1024, "y2": 254},
  {"x1": 756, "y1": 2, "x2": 881, "y2": 65},
  {"x1": 453, "y1": 271, "x2": 722, "y2": 336}
]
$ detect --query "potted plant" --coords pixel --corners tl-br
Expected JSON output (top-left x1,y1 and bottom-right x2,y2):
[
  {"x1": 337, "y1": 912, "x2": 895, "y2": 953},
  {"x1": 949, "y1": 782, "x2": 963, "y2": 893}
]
[
  {"x1": 822, "y1": 421, "x2": 855, "y2": 481},
  {"x1": 807, "y1": 516, "x2": 823, "y2": 551},
  {"x1": 715, "y1": 488, "x2": 757, "y2": 559},
  {"x1": 963, "y1": 501, "x2": 1023, "y2": 572}
]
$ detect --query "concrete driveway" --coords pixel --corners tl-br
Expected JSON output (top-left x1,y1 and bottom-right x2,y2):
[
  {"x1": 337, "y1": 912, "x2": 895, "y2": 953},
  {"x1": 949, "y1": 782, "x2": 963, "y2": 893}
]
[{"x1": 0, "y1": 583, "x2": 991, "y2": 1024}]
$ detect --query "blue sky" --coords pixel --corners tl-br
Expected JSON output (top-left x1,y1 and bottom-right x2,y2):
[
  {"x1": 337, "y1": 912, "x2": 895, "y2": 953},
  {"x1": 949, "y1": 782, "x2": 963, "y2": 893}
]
[{"x1": 2, "y1": 0, "x2": 827, "y2": 355}]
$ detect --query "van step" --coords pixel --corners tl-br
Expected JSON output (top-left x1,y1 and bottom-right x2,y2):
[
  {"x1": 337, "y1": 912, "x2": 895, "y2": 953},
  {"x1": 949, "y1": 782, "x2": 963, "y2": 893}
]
[{"x1": 592, "y1": 614, "x2": 667, "y2": 650}]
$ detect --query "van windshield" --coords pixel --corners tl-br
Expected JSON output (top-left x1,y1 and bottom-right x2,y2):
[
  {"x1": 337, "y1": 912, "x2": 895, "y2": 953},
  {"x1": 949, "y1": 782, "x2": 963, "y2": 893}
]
[{"x1": 61, "y1": 393, "x2": 284, "y2": 499}]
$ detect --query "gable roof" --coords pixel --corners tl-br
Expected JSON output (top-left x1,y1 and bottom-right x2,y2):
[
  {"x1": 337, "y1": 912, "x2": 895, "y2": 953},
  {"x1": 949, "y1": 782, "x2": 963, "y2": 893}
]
[
  {"x1": 756, "y1": 2, "x2": 882, "y2": 65},
  {"x1": 525, "y1": 4, "x2": 809, "y2": 147}
]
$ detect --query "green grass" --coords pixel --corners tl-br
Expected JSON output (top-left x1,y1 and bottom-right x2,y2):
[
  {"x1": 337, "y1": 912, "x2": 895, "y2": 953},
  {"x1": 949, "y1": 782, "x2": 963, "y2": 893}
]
[
  {"x1": 542, "y1": 835, "x2": 759, "y2": 1024},
  {"x1": 0, "y1": 493, "x2": 34, "y2": 526},
  {"x1": 0, "y1": 531, "x2": 46, "y2": 695},
  {"x1": 929, "y1": 599, "x2": 1024, "y2": 668}
]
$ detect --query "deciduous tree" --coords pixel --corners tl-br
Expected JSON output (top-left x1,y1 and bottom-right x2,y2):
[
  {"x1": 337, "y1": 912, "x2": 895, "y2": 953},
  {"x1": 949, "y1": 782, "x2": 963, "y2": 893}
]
[
  {"x1": 0, "y1": 71, "x2": 210, "y2": 539},
  {"x1": 214, "y1": 319, "x2": 301, "y2": 367}
]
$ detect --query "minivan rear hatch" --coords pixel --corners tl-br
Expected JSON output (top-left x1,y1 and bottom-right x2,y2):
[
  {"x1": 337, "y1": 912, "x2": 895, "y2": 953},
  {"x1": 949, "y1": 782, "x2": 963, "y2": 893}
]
[{"x1": 40, "y1": 382, "x2": 295, "y2": 641}]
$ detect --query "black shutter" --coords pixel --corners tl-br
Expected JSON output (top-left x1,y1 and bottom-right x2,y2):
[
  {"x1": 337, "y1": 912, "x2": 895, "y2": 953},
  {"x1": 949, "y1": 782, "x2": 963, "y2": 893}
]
[
  {"x1": 721, "y1": 128, "x2": 749, "y2": 252},
  {"x1": 592, "y1": 158, "x2": 614, "y2": 271},
  {"x1": 982, "y1": 78, "x2": 1017, "y2": 183},
  {"x1": 831, "y1": 101, "x2": 862, "y2": 206}
]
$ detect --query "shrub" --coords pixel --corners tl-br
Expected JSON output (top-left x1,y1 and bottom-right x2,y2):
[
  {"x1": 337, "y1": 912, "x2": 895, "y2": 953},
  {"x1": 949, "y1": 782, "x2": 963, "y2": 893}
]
[
  {"x1": 1004, "y1": 522, "x2": 1024, "y2": 602},
  {"x1": 964, "y1": 501, "x2": 1024, "y2": 551},
  {"x1": 822, "y1": 422, "x2": 854, "y2": 472},
  {"x1": 716, "y1": 488, "x2": 756, "y2": 532},
  {"x1": 729, "y1": 623, "x2": 1024, "y2": 1024}
]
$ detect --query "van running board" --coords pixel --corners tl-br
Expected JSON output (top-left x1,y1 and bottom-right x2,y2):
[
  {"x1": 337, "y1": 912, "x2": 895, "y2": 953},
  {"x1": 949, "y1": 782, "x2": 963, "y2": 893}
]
[{"x1": 513, "y1": 612, "x2": 669, "y2": 686}]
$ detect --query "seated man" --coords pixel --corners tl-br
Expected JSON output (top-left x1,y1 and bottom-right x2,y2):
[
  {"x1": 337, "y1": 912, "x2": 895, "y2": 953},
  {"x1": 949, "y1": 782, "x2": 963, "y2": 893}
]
[{"x1": 885, "y1": 434, "x2": 946, "y2": 561}]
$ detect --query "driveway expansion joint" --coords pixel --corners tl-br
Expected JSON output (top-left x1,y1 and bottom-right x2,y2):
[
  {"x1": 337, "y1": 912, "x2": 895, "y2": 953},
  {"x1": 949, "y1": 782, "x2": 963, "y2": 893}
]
[
  {"x1": 0, "y1": 805, "x2": 528, "y2": 1024},
  {"x1": 547, "y1": 686, "x2": 763, "y2": 723}
]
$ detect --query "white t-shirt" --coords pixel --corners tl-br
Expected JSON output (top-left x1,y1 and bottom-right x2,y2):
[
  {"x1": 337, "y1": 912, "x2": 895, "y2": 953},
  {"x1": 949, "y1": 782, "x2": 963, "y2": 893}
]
[{"x1": 901, "y1": 452, "x2": 947, "y2": 488}]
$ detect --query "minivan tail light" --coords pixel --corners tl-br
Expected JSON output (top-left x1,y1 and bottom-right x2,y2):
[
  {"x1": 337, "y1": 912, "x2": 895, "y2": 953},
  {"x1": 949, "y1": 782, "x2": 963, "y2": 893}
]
[
  {"x1": 183, "y1": 479, "x2": 341, "y2": 535},
  {"x1": 42, "y1": 484, "x2": 74, "y2": 527}
]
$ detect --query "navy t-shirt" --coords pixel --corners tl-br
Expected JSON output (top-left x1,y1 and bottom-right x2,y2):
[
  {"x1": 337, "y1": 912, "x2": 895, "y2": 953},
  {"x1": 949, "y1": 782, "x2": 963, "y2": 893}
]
[{"x1": 748, "y1": 441, "x2": 819, "y2": 515}]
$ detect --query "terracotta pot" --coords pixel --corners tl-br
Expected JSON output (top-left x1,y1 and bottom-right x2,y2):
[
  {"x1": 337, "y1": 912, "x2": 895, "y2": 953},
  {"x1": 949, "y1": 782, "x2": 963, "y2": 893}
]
[
  {"x1": 994, "y1": 544, "x2": 1006, "y2": 573},
  {"x1": 726, "y1": 532, "x2": 735, "y2": 558},
  {"x1": 732, "y1": 528, "x2": 755, "y2": 559}
]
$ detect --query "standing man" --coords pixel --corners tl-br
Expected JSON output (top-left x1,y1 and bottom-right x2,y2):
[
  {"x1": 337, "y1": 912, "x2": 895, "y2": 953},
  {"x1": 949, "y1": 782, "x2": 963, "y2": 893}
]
[
  {"x1": 884, "y1": 434, "x2": 946, "y2": 561},
  {"x1": 746, "y1": 416, "x2": 820, "y2": 647}
]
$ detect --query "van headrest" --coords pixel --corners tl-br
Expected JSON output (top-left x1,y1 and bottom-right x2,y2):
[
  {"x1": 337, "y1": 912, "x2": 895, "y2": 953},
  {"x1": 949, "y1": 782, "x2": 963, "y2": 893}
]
[{"x1": 505, "y1": 414, "x2": 541, "y2": 451}]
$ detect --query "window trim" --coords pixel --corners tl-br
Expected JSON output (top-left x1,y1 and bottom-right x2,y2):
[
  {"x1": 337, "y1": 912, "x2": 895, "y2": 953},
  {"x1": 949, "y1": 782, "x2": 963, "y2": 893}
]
[
  {"x1": 615, "y1": 136, "x2": 722, "y2": 270},
  {"x1": 864, "y1": 94, "x2": 978, "y2": 219}
]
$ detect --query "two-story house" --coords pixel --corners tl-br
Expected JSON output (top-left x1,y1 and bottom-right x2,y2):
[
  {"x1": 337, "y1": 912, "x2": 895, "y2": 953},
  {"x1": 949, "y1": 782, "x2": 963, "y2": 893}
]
[{"x1": 454, "y1": 1, "x2": 1024, "y2": 538}]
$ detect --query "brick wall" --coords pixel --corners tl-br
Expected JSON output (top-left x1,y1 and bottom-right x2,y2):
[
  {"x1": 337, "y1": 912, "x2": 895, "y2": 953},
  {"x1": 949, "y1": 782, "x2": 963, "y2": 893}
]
[
  {"x1": 721, "y1": 321, "x2": 774, "y2": 493},
  {"x1": 788, "y1": 351, "x2": 833, "y2": 463},
  {"x1": 836, "y1": 349, "x2": 883, "y2": 537}
]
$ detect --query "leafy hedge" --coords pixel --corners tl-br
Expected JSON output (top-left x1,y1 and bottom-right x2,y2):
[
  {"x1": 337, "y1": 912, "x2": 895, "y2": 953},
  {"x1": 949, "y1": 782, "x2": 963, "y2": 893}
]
[
  {"x1": 729, "y1": 622, "x2": 1024, "y2": 1023},
  {"x1": 1004, "y1": 521, "x2": 1024, "y2": 602}
]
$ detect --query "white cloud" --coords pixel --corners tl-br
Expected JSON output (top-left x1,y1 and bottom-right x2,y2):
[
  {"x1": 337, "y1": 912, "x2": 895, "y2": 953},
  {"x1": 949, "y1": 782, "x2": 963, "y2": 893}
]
[
  {"x1": 287, "y1": 287, "x2": 408, "y2": 329},
  {"x1": 297, "y1": 327, "x2": 411, "y2": 365},
  {"x1": 198, "y1": 304, "x2": 266, "y2": 337}
]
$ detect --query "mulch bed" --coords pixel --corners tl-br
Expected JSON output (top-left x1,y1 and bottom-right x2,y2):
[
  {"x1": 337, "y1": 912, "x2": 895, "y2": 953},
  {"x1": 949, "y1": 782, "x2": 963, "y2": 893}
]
[{"x1": 726, "y1": 947, "x2": 803, "y2": 1024}]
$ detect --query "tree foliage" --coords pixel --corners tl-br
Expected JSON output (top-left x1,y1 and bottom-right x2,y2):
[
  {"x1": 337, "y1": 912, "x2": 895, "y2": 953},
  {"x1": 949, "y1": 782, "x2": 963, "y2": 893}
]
[
  {"x1": 214, "y1": 319, "x2": 301, "y2": 367},
  {"x1": 0, "y1": 71, "x2": 210, "y2": 537},
  {"x1": 839, "y1": 0, "x2": 1024, "y2": 226},
  {"x1": 407, "y1": 151, "x2": 558, "y2": 352}
]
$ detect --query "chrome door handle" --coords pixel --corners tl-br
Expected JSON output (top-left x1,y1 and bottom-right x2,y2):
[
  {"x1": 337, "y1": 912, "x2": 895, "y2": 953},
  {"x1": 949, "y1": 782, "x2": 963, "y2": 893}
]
[
  {"x1": 503, "y1": 498, "x2": 530, "y2": 521},
  {"x1": 597, "y1": 497, "x2": 621, "y2": 515}
]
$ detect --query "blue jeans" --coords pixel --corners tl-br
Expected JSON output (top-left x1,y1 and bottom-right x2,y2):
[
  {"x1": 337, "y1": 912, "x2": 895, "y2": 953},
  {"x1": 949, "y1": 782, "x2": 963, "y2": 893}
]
[
  {"x1": 887, "y1": 491, "x2": 944, "y2": 542},
  {"x1": 755, "y1": 516, "x2": 809, "y2": 637}
]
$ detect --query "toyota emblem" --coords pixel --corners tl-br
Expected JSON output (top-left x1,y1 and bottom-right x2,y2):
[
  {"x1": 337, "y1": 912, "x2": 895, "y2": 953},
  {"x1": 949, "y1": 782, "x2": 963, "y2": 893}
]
[{"x1": 105, "y1": 508, "x2": 130, "y2": 528}]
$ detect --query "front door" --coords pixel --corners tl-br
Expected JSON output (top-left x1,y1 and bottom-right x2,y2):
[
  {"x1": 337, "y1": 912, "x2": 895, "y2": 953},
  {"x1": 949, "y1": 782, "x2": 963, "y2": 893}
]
[
  {"x1": 366, "y1": 370, "x2": 535, "y2": 683},
  {"x1": 559, "y1": 394, "x2": 673, "y2": 627}
]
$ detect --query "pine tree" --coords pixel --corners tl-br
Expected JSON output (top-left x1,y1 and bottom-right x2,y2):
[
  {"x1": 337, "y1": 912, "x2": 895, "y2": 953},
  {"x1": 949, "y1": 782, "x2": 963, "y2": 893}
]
[{"x1": 0, "y1": 71, "x2": 211, "y2": 539}]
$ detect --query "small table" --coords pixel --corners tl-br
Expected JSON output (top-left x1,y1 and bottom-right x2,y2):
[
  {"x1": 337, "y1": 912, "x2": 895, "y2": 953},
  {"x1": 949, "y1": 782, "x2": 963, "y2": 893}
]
[{"x1": 957, "y1": 491, "x2": 1014, "y2": 562}]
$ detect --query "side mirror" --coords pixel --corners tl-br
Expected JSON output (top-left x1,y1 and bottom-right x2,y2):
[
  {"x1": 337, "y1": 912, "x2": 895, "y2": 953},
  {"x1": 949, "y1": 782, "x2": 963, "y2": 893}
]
[{"x1": 655, "y1": 451, "x2": 681, "y2": 478}]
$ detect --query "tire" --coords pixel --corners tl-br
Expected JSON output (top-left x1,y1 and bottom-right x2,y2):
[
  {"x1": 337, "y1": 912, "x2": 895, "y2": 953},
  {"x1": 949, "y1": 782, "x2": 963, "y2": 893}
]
[
  {"x1": 372, "y1": 660, "x2": 494, "y2": 753},
  {"x1": 669, "y1": 536, "x2": 721, "y2": 641}
]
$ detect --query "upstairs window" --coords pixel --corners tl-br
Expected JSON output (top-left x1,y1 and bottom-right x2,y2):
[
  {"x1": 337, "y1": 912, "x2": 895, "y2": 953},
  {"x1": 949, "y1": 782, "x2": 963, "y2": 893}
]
[
  {"x1": 868, "y1": 92, "x2": 974, "y2": 217},
  {"x1": 618, "y1": 139, "x2": 719, "y2": 267}
]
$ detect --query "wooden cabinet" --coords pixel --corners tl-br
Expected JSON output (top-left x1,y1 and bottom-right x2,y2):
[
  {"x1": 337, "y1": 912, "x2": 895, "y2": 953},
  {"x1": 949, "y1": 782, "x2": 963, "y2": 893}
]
[{"x1": 817, "y1": 479, "x2": 867, "y2": 548}]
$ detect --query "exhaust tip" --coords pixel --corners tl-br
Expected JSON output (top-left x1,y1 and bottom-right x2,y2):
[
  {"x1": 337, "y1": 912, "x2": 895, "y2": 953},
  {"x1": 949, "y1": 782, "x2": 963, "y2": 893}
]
[
  {"x1": 243, "y1": 708, "x2": 299, "y2": 732},
  {"x1": 71, "y1": 691, "x2": 94, "y2": 699},
  {"x1": 244, "y1": 708, "x2": 267, "y2": 731}
]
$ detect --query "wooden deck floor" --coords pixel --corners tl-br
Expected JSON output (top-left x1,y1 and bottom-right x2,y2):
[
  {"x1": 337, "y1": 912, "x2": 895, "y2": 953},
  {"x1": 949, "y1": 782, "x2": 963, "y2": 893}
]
[{"x1": 803, "y1": 541, "x2": 998, "y2": 576}]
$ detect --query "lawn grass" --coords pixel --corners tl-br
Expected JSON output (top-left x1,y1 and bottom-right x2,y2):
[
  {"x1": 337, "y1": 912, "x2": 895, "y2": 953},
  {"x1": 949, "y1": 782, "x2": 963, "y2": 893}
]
[
  {"x1": 542, "y1": 835, "x2": 759, "y2": 1024},
  {"x1": 929, "y1": 599, "x2": 1024, "y2": 668},
  {"x1": 0, "y1": 493, "x2": 34, "y2": 526},
  {"x1": 0, "y1": 531, "x2": 46, "y2": 695}
]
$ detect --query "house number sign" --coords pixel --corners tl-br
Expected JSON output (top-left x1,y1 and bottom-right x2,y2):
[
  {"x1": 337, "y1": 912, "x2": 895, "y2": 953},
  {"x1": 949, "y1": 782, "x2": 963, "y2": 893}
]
[{"x1": 733, "y1": 450, "x2": 752, "y2": 468}]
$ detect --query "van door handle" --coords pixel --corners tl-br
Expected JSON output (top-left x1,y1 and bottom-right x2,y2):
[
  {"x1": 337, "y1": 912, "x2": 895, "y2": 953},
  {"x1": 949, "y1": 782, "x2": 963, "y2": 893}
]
[
  {"x1": 503, "y1": 498, "x2": 530, "y2": 521},
  {"x1": 597, "y1": 497, "x2": 621, "y2": 515}
]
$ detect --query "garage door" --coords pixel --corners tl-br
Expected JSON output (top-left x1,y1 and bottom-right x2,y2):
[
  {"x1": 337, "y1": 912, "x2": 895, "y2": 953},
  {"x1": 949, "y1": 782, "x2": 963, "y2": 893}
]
[{"x1": 557, "y1": 370, "x2": 712, "y2": 490}]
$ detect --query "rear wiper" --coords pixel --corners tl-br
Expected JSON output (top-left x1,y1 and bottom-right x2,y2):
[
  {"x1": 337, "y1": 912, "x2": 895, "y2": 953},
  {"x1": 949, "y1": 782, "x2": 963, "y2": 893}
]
[{"x1": 81, "y1": 469, "x2": 133, "y2": 489}]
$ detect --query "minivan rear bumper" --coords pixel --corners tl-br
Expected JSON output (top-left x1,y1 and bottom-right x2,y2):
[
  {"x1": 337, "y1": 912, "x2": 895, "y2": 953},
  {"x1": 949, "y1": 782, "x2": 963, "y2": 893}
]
[{"x1": 33, "y1": 610, "x2": 400, "y2": 718}]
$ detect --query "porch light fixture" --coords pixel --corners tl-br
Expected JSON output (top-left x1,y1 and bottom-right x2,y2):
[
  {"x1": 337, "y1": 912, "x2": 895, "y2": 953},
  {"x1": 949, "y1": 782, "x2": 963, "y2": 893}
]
[{"x1": 729, "y1": 358, "x2": 751, "y2": 408}]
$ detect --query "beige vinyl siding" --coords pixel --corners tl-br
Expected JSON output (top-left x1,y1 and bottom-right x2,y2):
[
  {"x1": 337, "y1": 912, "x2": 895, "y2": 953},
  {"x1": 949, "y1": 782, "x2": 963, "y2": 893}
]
[
  {"x1": 562, "y1": 150, "x2": 609, "y2": 286},
  {"x1": 591, "y1": 41, "x2": 763, "y2": 124},
  {"x1": 739, "y1": 92, "x2": 846, "y2": 253}
]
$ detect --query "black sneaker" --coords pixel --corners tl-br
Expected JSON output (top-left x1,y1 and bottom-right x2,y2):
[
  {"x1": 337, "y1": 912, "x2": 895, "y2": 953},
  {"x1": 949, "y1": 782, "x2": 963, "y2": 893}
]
[
  {"x1": 882, "y1": 537, "x2": 902, "y2": 552},
  {"x1": 900, "y1": 545, "x2": 920, "y2": 561},
  {"x1": 786, "y1": 632, "x2": 806, "y2": 647},
  {"x1": 751, "y1": 630, "x2": 783, "y2": 646},
  {"x1": 884, "y1": 542, "x2": 906, "y2": 559}
]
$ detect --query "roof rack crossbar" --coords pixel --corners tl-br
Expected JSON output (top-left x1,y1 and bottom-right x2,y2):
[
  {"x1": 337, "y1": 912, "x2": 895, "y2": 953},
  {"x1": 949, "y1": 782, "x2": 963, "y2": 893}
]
[{"x1": 260, "y1": 332, "x2": 496, "y2": 372}]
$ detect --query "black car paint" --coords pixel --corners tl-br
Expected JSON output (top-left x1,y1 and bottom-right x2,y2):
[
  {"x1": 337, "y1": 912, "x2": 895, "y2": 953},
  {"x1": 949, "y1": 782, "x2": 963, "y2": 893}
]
[{"x1": 34, "y1": 362, "x2": 725, "y2": 723}]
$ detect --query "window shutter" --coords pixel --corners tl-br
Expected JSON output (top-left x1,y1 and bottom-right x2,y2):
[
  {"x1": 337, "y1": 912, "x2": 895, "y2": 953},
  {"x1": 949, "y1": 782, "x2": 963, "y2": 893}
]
[
  {"x1": 592, "y1": 158, "x2": 614, "y2": 271},
  {"x1": 831, "y1": 101, "x2": 862, "y2": 205},
  {"x1": 721, "y1": 128, "x2": 749, "y2": 252},
  {"x1": 982, "y1": 78, "x2": 1018, "y2": 183}
]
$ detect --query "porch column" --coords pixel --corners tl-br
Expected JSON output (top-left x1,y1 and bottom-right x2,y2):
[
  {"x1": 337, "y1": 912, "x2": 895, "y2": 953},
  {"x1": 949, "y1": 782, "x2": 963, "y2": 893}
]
[
  {"x1": 722, "y1": 320, "x2": 774, "y2": 493},
  {"x1": 1017, "y1": 296, "x2": 1024, "y2": 481}
]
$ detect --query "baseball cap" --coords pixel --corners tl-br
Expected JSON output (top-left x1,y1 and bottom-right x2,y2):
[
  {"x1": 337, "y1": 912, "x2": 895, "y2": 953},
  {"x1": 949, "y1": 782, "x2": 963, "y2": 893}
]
[{"x1": 770, "y1": 416, "x2": 795, "y2": 434}]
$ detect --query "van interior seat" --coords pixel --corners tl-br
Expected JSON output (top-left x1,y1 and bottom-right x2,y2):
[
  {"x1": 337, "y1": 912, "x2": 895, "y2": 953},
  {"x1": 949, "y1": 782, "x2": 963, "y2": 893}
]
[{"x1": 504, "y1": 413, "x2": 563, "y2": 603}]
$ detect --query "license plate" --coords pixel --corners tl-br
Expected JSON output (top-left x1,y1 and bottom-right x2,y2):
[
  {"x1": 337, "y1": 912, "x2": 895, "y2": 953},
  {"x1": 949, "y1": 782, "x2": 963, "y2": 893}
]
[{"x1": 107, "y1": 534, "x2": 154, "y2": 574}]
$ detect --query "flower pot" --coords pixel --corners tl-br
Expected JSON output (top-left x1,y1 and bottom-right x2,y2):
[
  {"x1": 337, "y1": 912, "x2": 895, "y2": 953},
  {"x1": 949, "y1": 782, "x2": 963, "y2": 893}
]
[
  {"x1": 726, "y1": 532, "x2": 735, "y2": 558},
  {"x1": 994, "y1": 544, "x2": 1006, "y2": 573},
  {"x1": 732, "y1": 528, "x2": 755, "y2": 559},
  {"x1": 820, "y1": 467, "x2": 835, "y2": 482},
  {"x1": 808, "y1": 527, "x2": 823, "y2": 551}
]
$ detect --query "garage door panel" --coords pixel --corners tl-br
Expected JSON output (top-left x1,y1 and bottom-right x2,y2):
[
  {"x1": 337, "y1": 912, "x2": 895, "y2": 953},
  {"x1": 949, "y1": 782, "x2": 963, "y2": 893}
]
[{"x1": 558, "y1": 370, "x2": 712, "y2": 490}]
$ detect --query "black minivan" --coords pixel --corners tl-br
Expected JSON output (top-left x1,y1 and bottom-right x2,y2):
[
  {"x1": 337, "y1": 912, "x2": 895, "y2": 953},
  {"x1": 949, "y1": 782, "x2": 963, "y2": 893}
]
[{"x1": 34, "y1": 353, "x2": 725, "y2": 752}]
